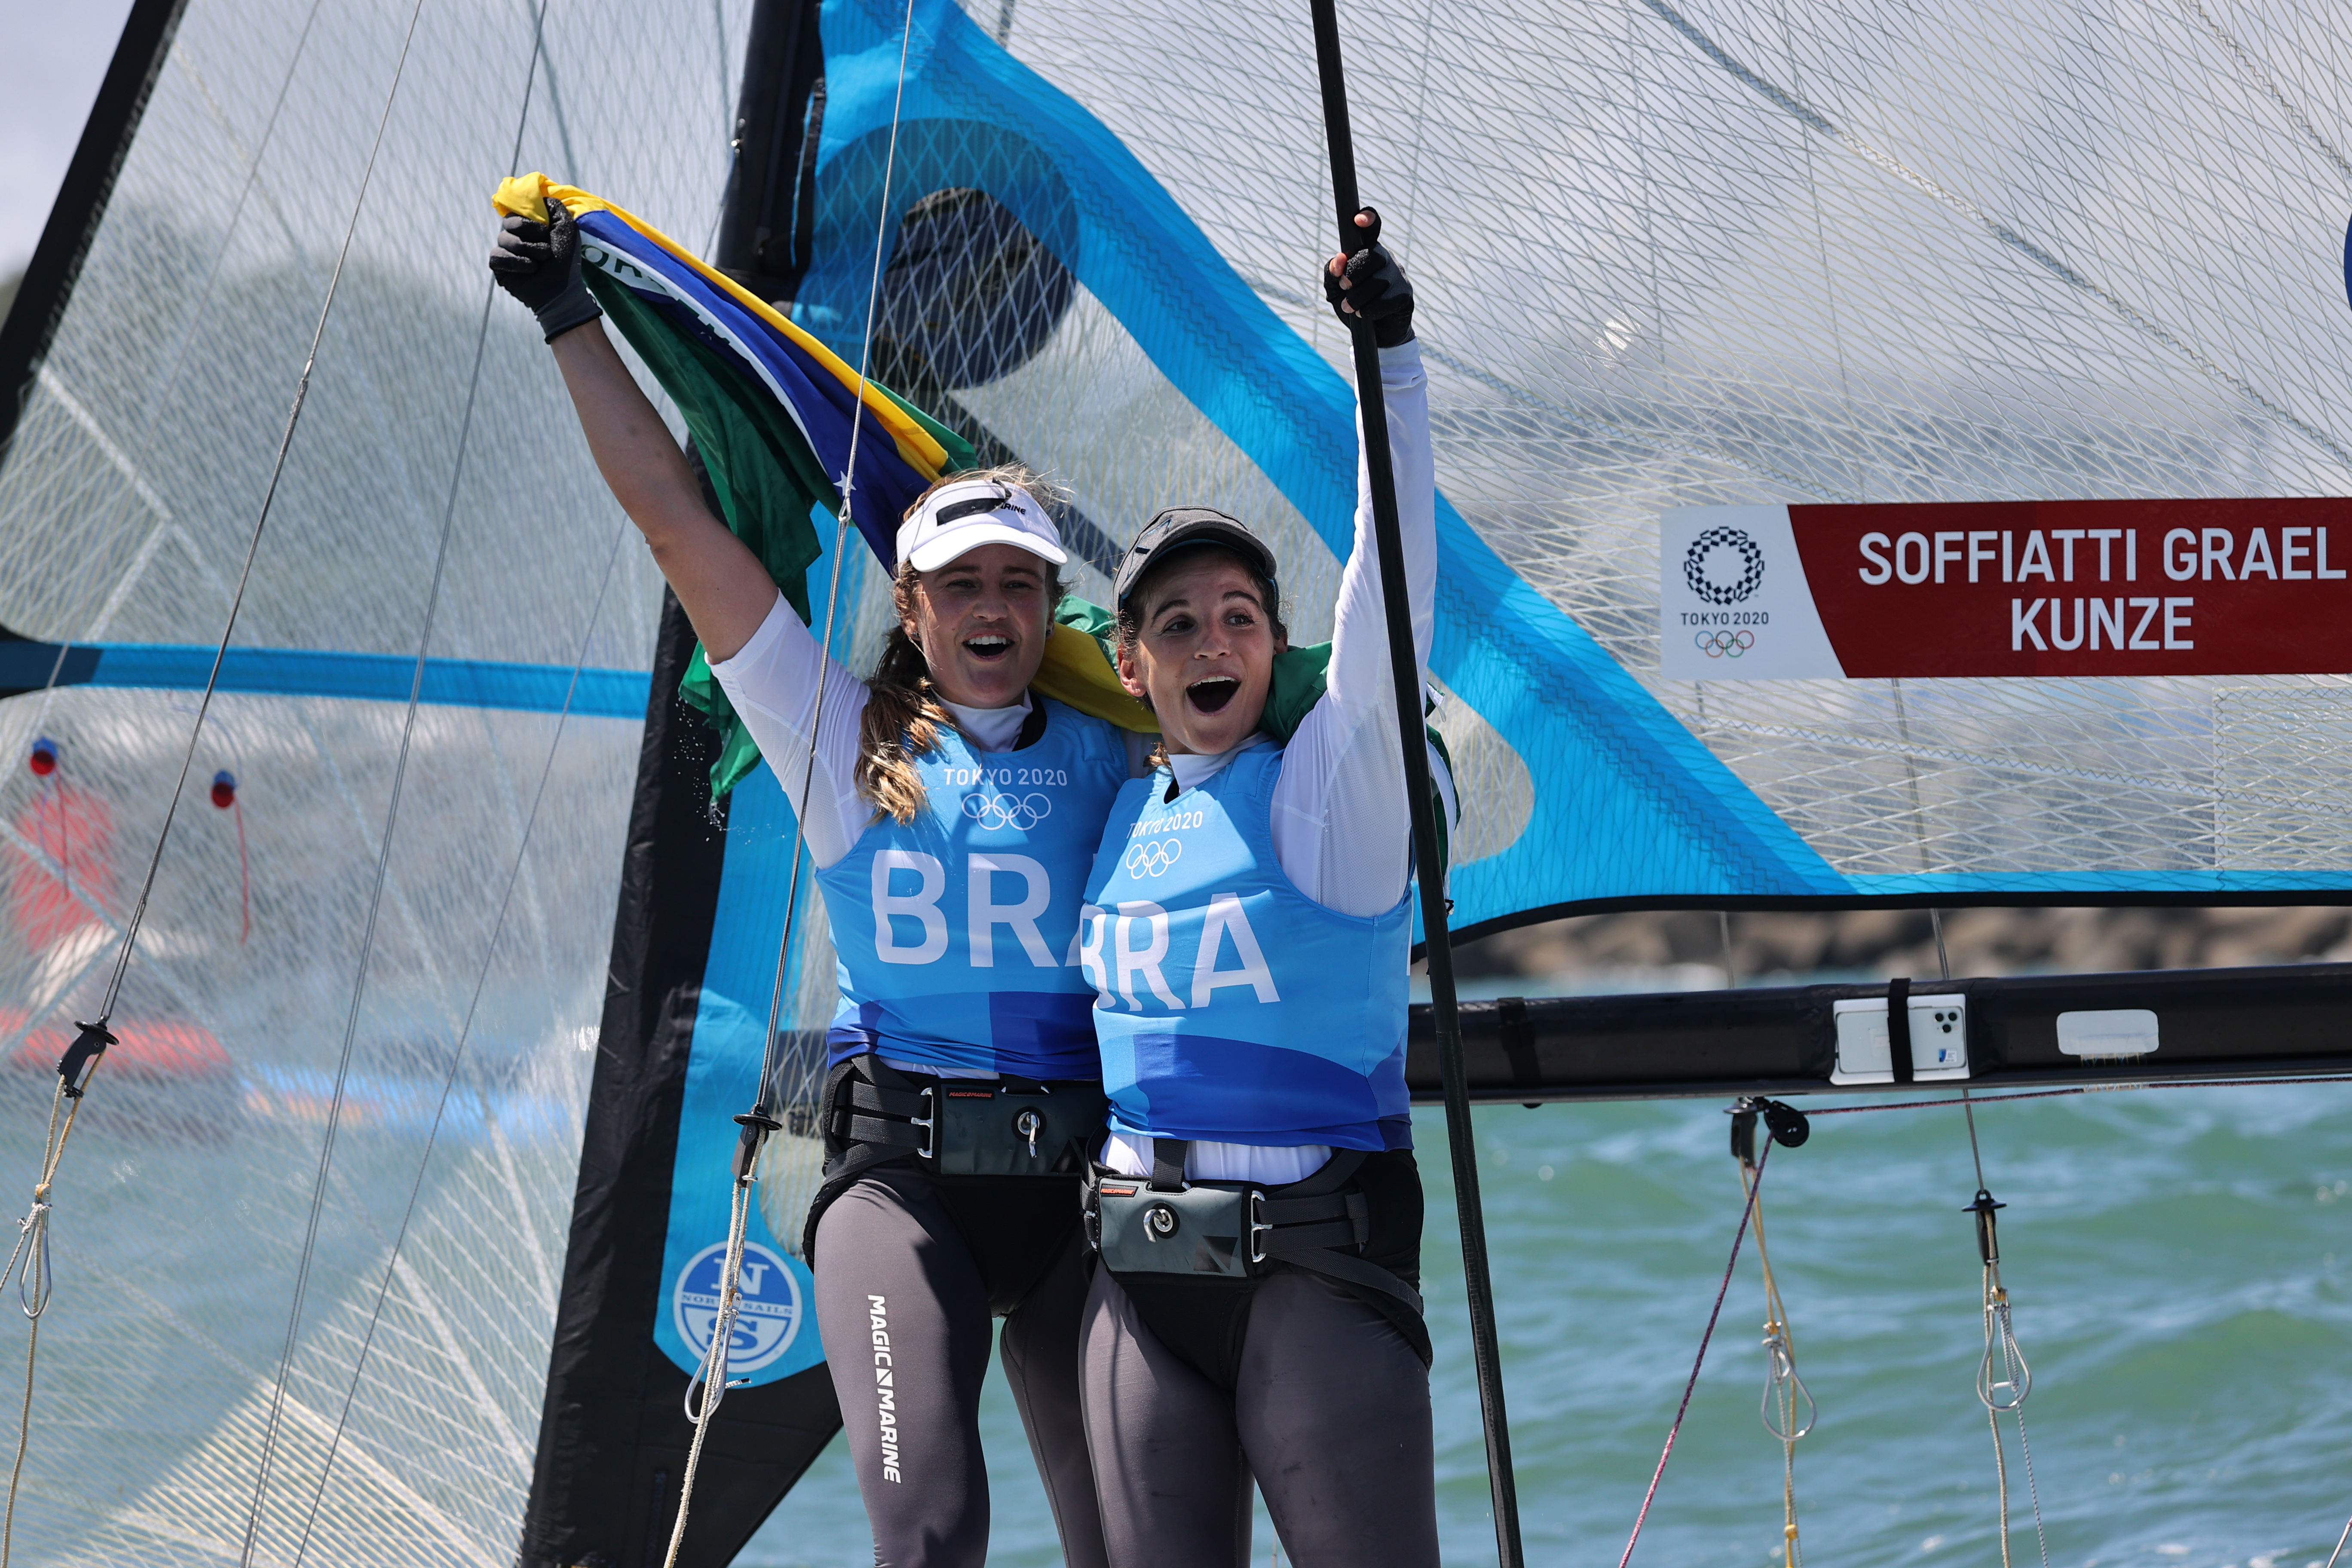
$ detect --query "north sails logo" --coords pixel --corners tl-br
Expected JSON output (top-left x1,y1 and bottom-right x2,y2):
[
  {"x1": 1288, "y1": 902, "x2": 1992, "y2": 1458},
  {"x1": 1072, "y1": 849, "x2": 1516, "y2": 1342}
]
[
  {"x1": 672, "y1": 1241, "x2": 801, "y2": 1375},
  {"x1": 870, "y1": 1293, "x2": 902, "y2": 1482},
  {"x1": 1684, "y1": 526, "x2": 1766, "y2": 605}
]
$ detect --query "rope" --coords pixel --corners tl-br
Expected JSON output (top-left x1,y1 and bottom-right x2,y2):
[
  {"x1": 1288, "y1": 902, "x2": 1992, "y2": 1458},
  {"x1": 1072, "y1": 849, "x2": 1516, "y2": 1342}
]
[
  {"x1": 1960, "y1": 1095, "x2": 2050, "y2": 1568},
  {"x1": 656, "y1": 2, "x2": 920, "y2": 1563},
  {"x1": 0, "y1": 1318, "x2": 35, "y2": 1568},
  {"x1": 2322, "y1": 1508, "x2": 2352, "y2": 1568},
  {"x1": 1619, "y1": 1138, "x2": 1772, "y2": 1568},
  {"x1": 0, "y1": 1062, "x2": 99, "y2": 1568},
  {"x1": 1742, "y1": 1153, "x2": 1812, "y2": 1568}
]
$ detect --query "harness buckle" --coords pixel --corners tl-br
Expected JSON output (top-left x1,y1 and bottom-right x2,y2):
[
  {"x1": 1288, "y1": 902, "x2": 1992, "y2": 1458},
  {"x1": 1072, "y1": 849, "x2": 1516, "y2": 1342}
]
[
  {"x1": 910, "y1": 1085, "x2": 935, "y2": 1162},
  {"x1": 1248, "y1": 1190, "x2": 1271, "y2": 1265},
  {"x1": 1015, "y1": 1108, "x2": 1042, "y2": 1159}
]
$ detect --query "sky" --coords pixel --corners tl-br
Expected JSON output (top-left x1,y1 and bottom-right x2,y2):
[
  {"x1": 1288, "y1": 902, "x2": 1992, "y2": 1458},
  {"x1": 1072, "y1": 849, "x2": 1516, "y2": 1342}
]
[{"x1": 0, "y1": 3, "x2": 138, "y2": 281}]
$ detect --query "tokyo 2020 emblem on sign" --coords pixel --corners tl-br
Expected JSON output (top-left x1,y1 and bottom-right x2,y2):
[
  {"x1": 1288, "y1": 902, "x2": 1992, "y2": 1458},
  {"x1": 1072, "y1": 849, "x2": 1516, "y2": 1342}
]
[
  {"x1": 1683, "y1": 527, "x2": 1765, "y2": 605},
  {"x1": 673, "y1": 1240, "x2": 803, "y2": 1374}
]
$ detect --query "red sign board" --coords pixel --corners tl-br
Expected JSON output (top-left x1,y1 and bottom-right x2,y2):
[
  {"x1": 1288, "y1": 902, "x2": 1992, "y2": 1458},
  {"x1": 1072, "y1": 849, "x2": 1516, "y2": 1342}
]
[{"x1": 1789, "y1": 499, "x2": 2352, "y2": 677}]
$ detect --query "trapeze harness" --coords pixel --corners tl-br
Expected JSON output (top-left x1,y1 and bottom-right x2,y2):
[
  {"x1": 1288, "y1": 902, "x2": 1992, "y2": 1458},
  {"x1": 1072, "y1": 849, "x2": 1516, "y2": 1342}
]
[
  {"x1": 1078, "y1": 744, "x2": 1431, "y2": 1383},
  {"x1": 802, "y1": 698, "x2": 1120, "y2": 1307}
]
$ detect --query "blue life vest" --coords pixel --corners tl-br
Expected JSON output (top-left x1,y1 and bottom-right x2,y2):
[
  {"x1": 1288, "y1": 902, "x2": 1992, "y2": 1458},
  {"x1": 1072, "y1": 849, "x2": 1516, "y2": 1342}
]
[
  {"x1": 818, "y1": 697, "x2": 1127, "y2": 1078},
  {"x1": 1081, "y1": 743, "x2": 1414, "y2": 1151}
]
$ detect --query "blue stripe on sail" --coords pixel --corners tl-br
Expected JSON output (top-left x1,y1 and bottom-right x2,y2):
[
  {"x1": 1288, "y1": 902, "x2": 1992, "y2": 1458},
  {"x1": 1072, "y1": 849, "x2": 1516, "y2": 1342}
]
[
  {"x1": 800, "y1": 0, "x2": 1845, "y2": 922},
  {"x1": 7, "y1": 641, "x2": 649, "y2": 719}
]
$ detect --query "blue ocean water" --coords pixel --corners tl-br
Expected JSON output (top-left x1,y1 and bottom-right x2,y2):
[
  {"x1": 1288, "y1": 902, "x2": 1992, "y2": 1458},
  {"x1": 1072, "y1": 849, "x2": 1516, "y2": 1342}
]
[{"x1": 747, "y1": 1081, "x2": 2352, "y2": 1566}]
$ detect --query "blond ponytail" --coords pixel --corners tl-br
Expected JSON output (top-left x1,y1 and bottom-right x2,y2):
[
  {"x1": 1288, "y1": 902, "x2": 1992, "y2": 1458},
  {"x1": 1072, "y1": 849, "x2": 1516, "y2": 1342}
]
[{"x1": 857, "y1": 564, "x2": 958, "y2": 824}]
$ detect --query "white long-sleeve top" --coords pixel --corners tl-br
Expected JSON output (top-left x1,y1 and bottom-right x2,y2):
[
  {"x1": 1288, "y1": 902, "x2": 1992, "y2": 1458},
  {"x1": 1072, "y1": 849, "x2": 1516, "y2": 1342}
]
[{"x1": 1107, "y1": 339, "x2": 1438, "y2": 1184}]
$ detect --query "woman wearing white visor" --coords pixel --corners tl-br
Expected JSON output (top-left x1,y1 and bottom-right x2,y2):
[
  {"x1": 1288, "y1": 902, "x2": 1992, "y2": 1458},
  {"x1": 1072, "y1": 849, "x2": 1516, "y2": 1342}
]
[{"x1": 502, "y1": 270, "x2": 1127, "y2": 1565}]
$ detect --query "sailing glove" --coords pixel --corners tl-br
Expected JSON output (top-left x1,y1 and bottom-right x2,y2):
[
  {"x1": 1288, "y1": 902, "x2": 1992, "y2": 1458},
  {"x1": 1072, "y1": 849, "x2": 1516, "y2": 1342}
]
[
  {"x1": 1323, "y1": 206, "x2": 1414, "y2": 347},
  {"x1": 489, "y1": 198, "x2": 603, "y2": 343}
]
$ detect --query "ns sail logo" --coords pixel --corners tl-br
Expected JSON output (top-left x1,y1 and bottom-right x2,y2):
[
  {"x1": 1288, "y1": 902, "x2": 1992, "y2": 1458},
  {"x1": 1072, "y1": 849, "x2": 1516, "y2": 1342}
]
[
  {"x1": 1682, "y1": 527, "x2": 1770, "y2": 658},
  {"x1": 674, "y1": 1240, "x2": 803, "y2": 1374}
]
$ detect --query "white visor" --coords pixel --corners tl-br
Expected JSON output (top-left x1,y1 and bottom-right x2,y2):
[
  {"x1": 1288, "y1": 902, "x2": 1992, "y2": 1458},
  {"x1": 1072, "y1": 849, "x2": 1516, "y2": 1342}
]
[{"x1": 896, "y1": 478, "x2": 1069, "y2": 573}]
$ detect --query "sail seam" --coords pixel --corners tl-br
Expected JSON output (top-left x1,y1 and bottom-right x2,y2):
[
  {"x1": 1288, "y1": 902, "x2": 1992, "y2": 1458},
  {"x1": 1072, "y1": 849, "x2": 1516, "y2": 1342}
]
[
  {"x1": 1694, "y1": 711, "x2": 2341, "y2": 816},
  {"x1": 1237, "y1": 264, "x2": 1853, "y2": 502},
  {"x1": 2170, "y1": 0, "x2": 2352, "y2": 186},
  {"x1": 1631, "y1": 0, "x2": 2352, "y2": 479}
]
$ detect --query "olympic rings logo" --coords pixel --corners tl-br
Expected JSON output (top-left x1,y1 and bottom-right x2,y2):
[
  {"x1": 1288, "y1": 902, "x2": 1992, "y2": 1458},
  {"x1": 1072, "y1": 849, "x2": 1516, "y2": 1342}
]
[
  {"x1": 1694, "y1": 630, "x2": 1756, "y2": 658},
  {"x1": 1124, "y1": 839, "x2": 1185, "y2": 877},
  {"x1": 962, "y1": 792, "x2": 1053, "y2": 830},
  {"x1": 1683, "y1": 526, "x2": 1765, "y2": 606}
]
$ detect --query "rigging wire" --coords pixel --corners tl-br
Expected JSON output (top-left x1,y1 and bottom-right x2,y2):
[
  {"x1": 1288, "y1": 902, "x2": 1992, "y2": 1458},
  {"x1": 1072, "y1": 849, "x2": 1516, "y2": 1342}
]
[
  {"x1": 658, "y1": 3, "x2": 921, "y2": 1564},
  {"x1": 1, "y1": 0, "x2": 428, "y2": 1557},
  {"x1": 0, "y1": 1031, "x2": 107, "y2": 1568},
  {"x1": 246, "y1": 11, "x2": 574, "y2": 1556},
  {"x1": 1620, "y1": 1135, "x2": 1774, "y2": 1568},
  {"x1": 2323, "y1": 1509, "x2": 2352, "y2": 1568},
  {"x1": 90, "y1": 5, "x2": 426, "y2": 1034},
  {"x1": 1804, "y1": 1074, "x2": 2352, "y2": 1118},
  {"x1": 1306, "y1": 6, "x2": 1523, "y2": 1559},
  {"x1": 221, "y1": 3, "x2": 484, "y2": 1559},
  {"x1": 288, "y1": 516, "x2": 626, "y2": 1565}
]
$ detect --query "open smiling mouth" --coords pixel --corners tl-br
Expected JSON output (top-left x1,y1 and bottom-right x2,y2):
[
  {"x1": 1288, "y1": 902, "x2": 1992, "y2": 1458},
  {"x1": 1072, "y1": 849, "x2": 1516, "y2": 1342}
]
[
  {"x1": 964, "y1": 634, "x2": 1013, "y2": 662},
  {"x1": 1186, "y1": 676, "x2": 1240, "y2": 714}
]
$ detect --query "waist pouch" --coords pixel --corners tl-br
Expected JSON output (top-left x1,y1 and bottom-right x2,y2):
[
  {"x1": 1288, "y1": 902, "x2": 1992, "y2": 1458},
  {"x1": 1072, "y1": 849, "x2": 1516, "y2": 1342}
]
[
  {"x1": 1084, "y1": 1140, "x2": 1430, "y2": 1385},
  {"x1": 801, "y1": 1056, "x2": 1106, "y2": 1271}
]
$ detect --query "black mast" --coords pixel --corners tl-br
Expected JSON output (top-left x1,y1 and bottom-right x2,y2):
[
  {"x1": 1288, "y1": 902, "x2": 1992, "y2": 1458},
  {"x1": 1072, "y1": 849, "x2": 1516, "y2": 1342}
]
[
  {"x1": 715, "y1": 0, "x2": 826, "y2": 306},
  {"x1": 518, "y1": 6, "x2": 845, "y2": 1565},
  {"x1": 0, "y1": 0, "x2": 192, "y2": 464},
  {"x1": 1305, "y1": 5, "x2": 1525, "y2": 1564}
]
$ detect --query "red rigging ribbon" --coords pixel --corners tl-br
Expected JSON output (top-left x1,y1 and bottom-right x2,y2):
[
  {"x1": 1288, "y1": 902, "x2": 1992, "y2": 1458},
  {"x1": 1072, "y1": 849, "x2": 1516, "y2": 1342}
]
[{"x1": 1660, "y1": 499, "x2": 2352, "y2": 680}]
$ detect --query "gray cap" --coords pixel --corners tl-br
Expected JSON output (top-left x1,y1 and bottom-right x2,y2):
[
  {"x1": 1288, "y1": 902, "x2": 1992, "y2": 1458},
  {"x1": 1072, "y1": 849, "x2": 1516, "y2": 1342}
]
[{"x1": 1112, "y1": 506, "x2": 1279, "y2": 607}]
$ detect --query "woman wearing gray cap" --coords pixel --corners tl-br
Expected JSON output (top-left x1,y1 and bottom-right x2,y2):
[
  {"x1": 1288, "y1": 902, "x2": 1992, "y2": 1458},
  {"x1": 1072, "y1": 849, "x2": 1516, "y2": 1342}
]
[
  {"x1": 490, "y1": 211, "x2": 1127, "y2": 1567},
  {"x1": 1075, "y1": 208, "x2": 1442, "y2": 1568}
]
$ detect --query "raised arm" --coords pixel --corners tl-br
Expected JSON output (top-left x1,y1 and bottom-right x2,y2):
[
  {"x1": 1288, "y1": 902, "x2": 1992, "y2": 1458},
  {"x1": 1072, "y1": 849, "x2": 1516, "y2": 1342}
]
[
  {"x1": 547, "y1": 324, "x2": 780, "y2": 661},
  {"x1": 493, "y1": 202, "x2": 870, "y2": 864},
  {"x1": 492, "y1": 201, "x2": 776, "y2": 661},
  {"x1": 1270, "y1": 210, "x2": 1436, "y2": 918}
]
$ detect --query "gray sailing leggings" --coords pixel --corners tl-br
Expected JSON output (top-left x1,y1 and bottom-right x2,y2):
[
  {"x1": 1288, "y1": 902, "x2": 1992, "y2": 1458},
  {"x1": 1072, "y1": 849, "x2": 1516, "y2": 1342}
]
[
  {"x1": 1080, "y1": 1265, "x2": 1440, "y2": 1568},
  {"x1": 812, "y1": 1167, "x2": 1109, "y2": 1568}
]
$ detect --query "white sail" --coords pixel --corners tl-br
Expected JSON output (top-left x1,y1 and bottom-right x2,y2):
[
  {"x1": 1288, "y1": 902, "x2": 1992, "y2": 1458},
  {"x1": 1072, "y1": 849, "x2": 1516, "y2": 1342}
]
[{"x1": 0, "y1": 1, "x2": 750, "y2": 1561}]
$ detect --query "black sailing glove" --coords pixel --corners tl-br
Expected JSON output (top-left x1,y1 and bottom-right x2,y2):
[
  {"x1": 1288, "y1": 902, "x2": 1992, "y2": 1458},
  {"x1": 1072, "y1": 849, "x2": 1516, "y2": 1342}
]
[
  {"x1": 489, "y1": 197, "x2": 603, "y2": 343},
  {"x1": 1322, "y1": 205, "x2": 1415, "y2": 348}
]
